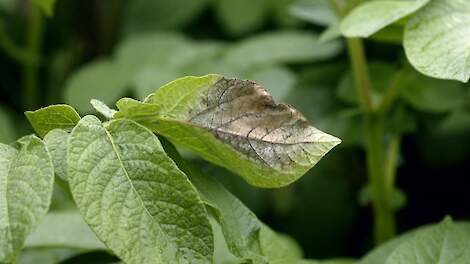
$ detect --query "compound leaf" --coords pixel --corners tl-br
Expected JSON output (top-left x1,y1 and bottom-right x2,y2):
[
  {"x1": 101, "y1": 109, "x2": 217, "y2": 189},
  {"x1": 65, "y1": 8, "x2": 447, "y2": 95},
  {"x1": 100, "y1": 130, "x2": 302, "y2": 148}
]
[
  {"x1": 116, "y1": 75, "x2": 341, "y2": 188},
  {"x1": 0, "y1": 135, "x2": 54, "y2": 263},
  {"x1": 25, "y1": 105, "x2": 80, "y2": 138},
  {"x1": 340, "y1": 0, "x2": 429, "y2": 37},
  {"x1": 404, "y1": 0, "x2": 470, "y2": 82},
  {"x1": 67, "y1": 116, "x2": 213, "y2": 264}
]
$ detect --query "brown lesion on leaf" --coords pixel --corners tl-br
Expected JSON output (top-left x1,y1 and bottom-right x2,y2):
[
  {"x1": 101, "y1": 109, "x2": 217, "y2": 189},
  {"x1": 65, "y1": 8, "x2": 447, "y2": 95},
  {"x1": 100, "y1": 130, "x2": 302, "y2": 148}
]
[{"x1": 187, "y1": 77, "x2": 328, "y2": 171}]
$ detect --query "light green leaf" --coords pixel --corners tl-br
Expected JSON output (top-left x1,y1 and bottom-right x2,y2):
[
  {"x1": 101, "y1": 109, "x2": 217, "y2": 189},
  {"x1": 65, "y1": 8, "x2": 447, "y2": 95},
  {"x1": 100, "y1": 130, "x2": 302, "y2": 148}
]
[
  {"x1": 25, "y1": 104, "x2": 80, "y2": 138},
  {"x1": 0, "y1": 106, "x2": 15, "y2": 143},
  {"x1": 215, "y1": 0, "x2": 268, "y2": 35},
  {"x1": 300, "y1": 259, "x2": 356, "y2": 264},
  {"x1": 289, "y1": 0, "x2": 337, "y2": 26},
  {"x1": 386, "y1": 217, "x2": 470, "y2": 264},
  {"x1": 67, "y1": 116, "x2": 213, "y2": 264},
  {"x1": 64, "y1": 60, "x2": 130, "y2": 113},
  {"x1": 0, "y1": 135, "x2": 54, "y2": 263},
  {"x1": 320, "y1": 23, "x2": 341, "y2": 43},
  {"x1": 90, "y1": 99, "x2": 117, "y2": 119},
  {"x1": 340, "y1": 0, "x2": 429, "y2": 37},
  {"x1": 43, "y1": 129, "x2": 69, "y2": 181},
  {"x1": 259, "y1": 225, "x2": 303, "y2": 263},
  {"x1": 116, "y1": 75, "x2": 341, "y2": 188},
  {"x1": 224, "y1": 31, "x2": 342, "y2": 69},
  {"x1": 400, "y1": 72, "x2": 466, "y2": 113},
  {"x1": 17, "y1": 248, "x2": 80, "y2": 264},
  {"x1": 25, "y1": 211, "x2": 104, "y2": 250},
  {"x1": 32, "y1": 0, "x2": 56, "y2": 16},
  {"x1": 404, "y1": 0, "x2": 470, "y2": 82}
]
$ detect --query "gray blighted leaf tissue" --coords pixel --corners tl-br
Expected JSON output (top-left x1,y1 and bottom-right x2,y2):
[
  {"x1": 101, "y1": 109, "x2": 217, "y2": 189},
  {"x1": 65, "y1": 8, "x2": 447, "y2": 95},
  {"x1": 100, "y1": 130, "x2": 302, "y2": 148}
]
[{"x1": 188, "y1": 77, "x2": 339, "y2": 171}]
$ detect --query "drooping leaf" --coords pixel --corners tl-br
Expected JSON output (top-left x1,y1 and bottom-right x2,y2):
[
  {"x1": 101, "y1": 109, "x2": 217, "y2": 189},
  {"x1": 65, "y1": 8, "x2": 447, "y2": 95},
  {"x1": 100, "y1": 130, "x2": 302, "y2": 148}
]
[
  {"x1": 224, "y1": 31, "x2": 343, "y2": 69},
  {"x1": 289, "y1": 0, "x2": 337, "y2": 26},
  {"x1": 64, "y1": 60, "x2": 130, "y2": 113},
  {"x1": 43, "y1": 129, "x2": 69, "y2": 181},
  {"x1": 0, "y1": 136, "x2": 54, "y2": 263},
  {"x1": 340, "y1": 0, "x2": 429, "y2": 37},
  {"x1": 404, "y1": 0, "x2": 470, "y2": 82},
  {"x1": 0, "y1": 106, "x2": 15, "y2": 143},
  {"x1": 116, "y1": 75, "x2": 341, "y2": 188},
  {"x1": 25, "y1": 211, "x2": 105, "y2": 250},
  {"x1": 215, "y1": 0, "x2": 268, "y2": 35},
  {"x1": 67, "y1": 116, "x2": 213, "y2": 264},
  {"x1": 90, "y1": 99, "x2": 117, "y2": 119},
  {"x1": 25, "y1": 104, "x2": 80, "y2": 138},
  {"x1": 386, "y1": 217, "x2": 470, "y2": 264}
]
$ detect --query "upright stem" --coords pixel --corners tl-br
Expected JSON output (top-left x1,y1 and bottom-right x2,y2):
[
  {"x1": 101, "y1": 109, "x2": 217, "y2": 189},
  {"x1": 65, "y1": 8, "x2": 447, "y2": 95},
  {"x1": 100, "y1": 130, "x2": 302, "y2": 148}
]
[
  {"x1": 346, "y1": 39, "x2": 373, "y2": 110},
  {"x1": 23, "y1": 5, "x2": 45, "y2": 110}
]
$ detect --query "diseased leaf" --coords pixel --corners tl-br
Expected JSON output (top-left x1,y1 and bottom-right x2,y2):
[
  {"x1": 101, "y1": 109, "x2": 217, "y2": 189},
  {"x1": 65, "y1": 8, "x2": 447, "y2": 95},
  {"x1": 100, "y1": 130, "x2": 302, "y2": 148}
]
[
  {"x1": 25, "y1": 104, "x2": 80, "y2": 138},
  {"x1": 90, "y1": 99, "x2": 117, "y2": 119},
  {"x1": 247, "y1": 66, "x2": 297, "y2": 101},
  {"x1": 0, "y1": 136, "x2": 54, "y2": 263},
  {"x1": 404, "y1": 0, "x2": 470, "y2": 82},
  {"x1": 224, "y1": 31, "x2": 343, "y2": 69},
  {"x1": 67, "y1": 116, "x2": 213, "y2": 264},
  {"x1": 116, "y1": 75, "x2": 341, "y2": 188},
  {"x1": 25, "y1": 211, "x2": 105, "y2": 250},
  {"x1": 43, "y1": 129, "x2": 69, "y2": 181},
  {"x1": 386, "y1": 217, "x2": 470, "y2": 264},
  {"x1": 340, "y1": 0, "x2": 429, "y2": 37}
]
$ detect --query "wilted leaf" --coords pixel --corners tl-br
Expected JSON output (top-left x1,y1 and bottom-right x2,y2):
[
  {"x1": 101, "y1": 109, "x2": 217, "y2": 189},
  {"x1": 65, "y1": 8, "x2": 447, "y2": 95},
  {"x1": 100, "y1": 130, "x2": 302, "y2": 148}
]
[
  {"x1": 404, "y1": 0, "x2": 470, "y2": 82},
  {"x1": 386, "y1": 217, "x2": 470, "y2": 264},
  {"x1": 0, "y1": 136, "x2": 54, "y2": 263},
  {"x1": 67, "y1": 116, "x2": 213, "y2": 263},
  {"x1": 25, "y1": 211, "x2": 105, "y2": 250},
  {"x1": 340, "y1": 0, "x2": 429, "y2": 37},
  {"x1": 117, "y1": 75, "x2": 341, "y2": 187},
  {"x1": 25, "y1": 104, "x2": 80, "y2": 138}
]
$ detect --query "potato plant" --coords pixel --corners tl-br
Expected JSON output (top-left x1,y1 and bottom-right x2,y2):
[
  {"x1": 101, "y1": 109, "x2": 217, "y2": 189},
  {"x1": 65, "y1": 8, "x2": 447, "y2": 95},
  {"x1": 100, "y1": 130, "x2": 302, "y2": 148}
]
[{"x1": 0, "y1": 0, "x2": 469, "y2": 263}]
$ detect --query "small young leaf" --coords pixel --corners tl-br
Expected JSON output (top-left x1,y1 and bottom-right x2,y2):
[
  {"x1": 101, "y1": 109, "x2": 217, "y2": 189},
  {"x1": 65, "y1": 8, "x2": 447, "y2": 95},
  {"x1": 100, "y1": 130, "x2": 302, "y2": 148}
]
[
  {"x1": 43, "y1": 129, "x2": 69, "y2": 181},
  {"x1": 0, "y1": 136, "x2": 54, "y2": 263},
  {"x1": 90, "y1": 99, "x2": 117, "y2": 119},
  {"x1": 404, "y1": 0, "x2": 470, "y2": 82},
  {"x1": 25, "y1": 211, "x2": 105, "y2": 250},
  {"x1": 67, "y1": 116, "x2": 213, "y2": 264},
  {"x1": 340, "y1": 0, "x2": 429, "y2": 38},
  {"x1": 386, "y1": 217, "x2": 470, "y2": 264},
  {"x1": 25, "y1": 104, "x2": 80, "y2": 138},
  {"x1": 116, "y1": 75, "x2": 341, "y2": 188}
]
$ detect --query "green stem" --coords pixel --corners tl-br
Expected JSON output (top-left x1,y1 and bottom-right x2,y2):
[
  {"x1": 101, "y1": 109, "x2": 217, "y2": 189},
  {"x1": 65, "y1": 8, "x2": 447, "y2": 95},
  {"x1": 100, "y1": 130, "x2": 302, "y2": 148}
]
[
  {"x1": 378, "y1": 65, "x2": 411, "y2": 113},
  {"x1": 346, "y1": 38, "x2": 373, "y2": 110},
  {"x1": 384, "y1": 135, "x2": 401, "y2": 192},
  {"x1": 22, "y1": 5, "x2": 45, "y2": 110}
]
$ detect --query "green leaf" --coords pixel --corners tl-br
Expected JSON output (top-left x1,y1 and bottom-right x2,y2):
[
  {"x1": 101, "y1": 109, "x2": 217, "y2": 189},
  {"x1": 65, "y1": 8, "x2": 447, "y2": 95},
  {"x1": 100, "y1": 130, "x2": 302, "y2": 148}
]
[
  {"x1": 224, "y1": 31, "x2": 343, "y2": 69},
  {"x1": 400, "y1": 72, "x2": 466, "y2": 113},
  {"x1": 386, "y1": 217, "x2": 470, "y2": 264},
  {"x1": 215, "y1": 0, "x2": 268, "y2": 35},
  {"x1": 289, "y1": 0, "x2": 337, "y2": 26},
  {"x1": 64, "y1": 60, "x2": 130, "y2": 113},
  {"x1": 320, "y1": 23, "x2": 341, "y2": 43},
  {"x1": 340, "y1": 0, "x2": 429, "y2": 37},
  {"x1": 25, "y1": 211, "x2": 105, "y2": 250},
  {"x1": 161, "y1": 139, "x2": 303, "y2": 263},
  {"x1": 67, "y1": 116, "x2": 213, "y2": 264},
  {"x1": 116, "y1": 75, "x2": 341, "y2": 188},
  {"x1": 0, "y1": 135, "x2": 54, "y2": 263},
  {"x1": 404, "y1": 0, "x2": 470, "y2": 82},
  {"x1": 17, "y1": 248, "x2": 80, "y2": 264},
  {"x1": 90, "y1": 99, "x2": 117, "y2": 119},
  {"x1": 43, "y1": 129, "x2": 69, "y2": 181},
  {"x1": 25, "y1": 104, "x2": 80, "y2": 138},
  {"x1": 0, "y1": 106, "x2": 15, "y2": 143},
  {"x1": 32, "y1": 0, "x2": 56, "y2": 16},
  {"x1": 122, "y1": 0, "x2": 209, "y2": 35}
]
